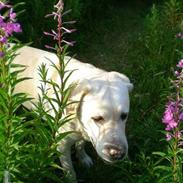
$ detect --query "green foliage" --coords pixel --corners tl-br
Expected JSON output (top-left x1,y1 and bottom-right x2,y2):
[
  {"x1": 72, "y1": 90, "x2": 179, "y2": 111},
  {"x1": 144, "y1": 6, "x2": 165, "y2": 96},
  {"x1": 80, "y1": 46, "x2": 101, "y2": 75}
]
[
  {"x1": 9, "y1": 0, "x2": 110, "y2": 48},
  {"x1": 0, "y1": 43, "x2": 31, "y2": 182},
  {"x1": 11, "y1": 0, "x2": 55, "y2": 47},
  {"x1": 116, "y1": 0, "x2": 183, "y2": 182},
  {"x1": 153, "y1": 141, "x2": 183, "y2": 183},
  {"x1": 0, "y1": 42, "x2": 68, "y2": 182},
  {"x1": 163, "y1": 0, "x2": 183, "y2": 28},
  {"x1": 0, "y1": 1, "x2": 75, "y2": 182},
  {"x1": 128, "y1": 0, "x2": 183, "y2": 147},
  {"x1": 1, "y1": 0, "x2": 183, "y2": 182},
  {"x1": 12, "y1": 48, "x2": 74, "y2": 182}
]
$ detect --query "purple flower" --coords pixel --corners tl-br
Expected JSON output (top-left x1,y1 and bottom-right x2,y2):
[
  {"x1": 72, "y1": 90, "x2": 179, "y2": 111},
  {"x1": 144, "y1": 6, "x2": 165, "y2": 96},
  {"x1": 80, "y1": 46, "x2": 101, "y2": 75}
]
[
  {"x1": 44, "y1": 31, "x2": 57, "y2": 39},
  {"x1": 177, "y1": 59, "x2": 183, "y2": 68},
  {"x1": 4, "y1": 22, "x2": 14, "y2": 35},
  {"x1": 45, "y1": 45, "x2": 56, "y2": 50},
  {"x1": 0, "y1": 51, "x2": 4, "y2": 58},
  {"x1": 0, "y1": 2, "x2": 11, "y2": 10},
  {"x1": 0, "y1": 15, "x2": 4, "y2": 23},
  {"x1": 175, "y1": 131, "x2": 182, "y2": 138},
  {"x1": 0, "y1": 4, "x2": 22, "y2": 59},
  {"x1": 2, "y1": 22, "x2": 22, "y2": 36},
  {"x1": 62, "y1": 27, "x2": 76, "y2": 34},
  {"x1": 62, "y1": 40, "x2": 76, "y2": 46},
  {"x1": 44, "y1": 0, "x2": 76, "y2": 51},
  {"x1": 165, "y1": 121, "x2": 177, "y2": 131},
  {"x1": 12, "y1": 23, "x2": 22, "y2": 33},
  {"x1": 166, "y1": 133, "x2": 172, "y2": 141},
  {"x1": 178, "y1": 141, "x2": 183, "y2": 147},
  {"x1": 162, "y1": 102, "x2": 175, "y2": 124},
  {"x1": 162, "y1": 102, "x2": 178, "y2": 131},
  {"x1": 0, "y1": 36, "x2": 7, "y2": 43},
  {"x1": 174, "y1": 70, "x2": 180, "y2": 76},
  {"x1": 179, "y1": 112, "x2": 183, "y2": 121},
  {"x1": 9, "y1": 8, "x2": 16, "y2": 20}
]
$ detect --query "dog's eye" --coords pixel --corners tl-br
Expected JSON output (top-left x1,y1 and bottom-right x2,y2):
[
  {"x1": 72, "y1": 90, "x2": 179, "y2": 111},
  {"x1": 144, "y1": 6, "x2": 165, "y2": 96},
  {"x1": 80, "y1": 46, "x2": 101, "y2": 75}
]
[
  {"x1": 91, "y1": 116, "x2": 104, "y2": 123},
  {"x1": 121, "y1": 113, "x2": 128, "y2": 120}
]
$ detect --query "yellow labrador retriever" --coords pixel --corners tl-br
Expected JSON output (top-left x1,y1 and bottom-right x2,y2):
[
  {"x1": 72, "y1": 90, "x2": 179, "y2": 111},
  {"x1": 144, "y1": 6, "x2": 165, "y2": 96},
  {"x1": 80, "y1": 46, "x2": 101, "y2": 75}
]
[{"x1": 13, "y1": 46, "x2": 133, "y2": 182}]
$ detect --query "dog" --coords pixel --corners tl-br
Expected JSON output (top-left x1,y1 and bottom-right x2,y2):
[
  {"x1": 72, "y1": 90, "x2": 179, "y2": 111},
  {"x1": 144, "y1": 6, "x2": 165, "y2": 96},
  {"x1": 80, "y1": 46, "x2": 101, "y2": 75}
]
[{"x1": 13, "y1": 46, "x2": 133, "y2": 182}]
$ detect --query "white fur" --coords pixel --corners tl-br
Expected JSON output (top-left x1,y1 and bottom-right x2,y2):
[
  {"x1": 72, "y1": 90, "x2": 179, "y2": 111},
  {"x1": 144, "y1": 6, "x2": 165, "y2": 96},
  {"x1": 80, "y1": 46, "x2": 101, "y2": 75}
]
[{"x1": 13, "y1": 46, "x2": 133, "y2": 183}]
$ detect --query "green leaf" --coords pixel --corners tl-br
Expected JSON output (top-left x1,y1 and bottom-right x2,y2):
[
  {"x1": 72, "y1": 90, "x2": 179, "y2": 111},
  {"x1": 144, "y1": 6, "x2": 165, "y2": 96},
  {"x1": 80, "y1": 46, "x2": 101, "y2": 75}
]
[
  {"x1": 56, "y1": 131, "x2": 73, "y2": 142},
  {"x1": 11, "y1": 77, "x2": 32, "y2": 88},
  {"x1": 154, "y1": 165, "x2": 172, "y2": 172},
  {"x1": 153, "y1": 152, "x2": 167, "y2": 157}
]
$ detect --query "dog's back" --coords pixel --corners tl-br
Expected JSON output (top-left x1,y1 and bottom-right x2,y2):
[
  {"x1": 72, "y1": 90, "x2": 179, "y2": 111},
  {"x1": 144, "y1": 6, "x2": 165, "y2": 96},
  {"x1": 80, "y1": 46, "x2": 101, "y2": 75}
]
[{"x1": 13, "y1": 46, "x2": 105, "y2": 109}]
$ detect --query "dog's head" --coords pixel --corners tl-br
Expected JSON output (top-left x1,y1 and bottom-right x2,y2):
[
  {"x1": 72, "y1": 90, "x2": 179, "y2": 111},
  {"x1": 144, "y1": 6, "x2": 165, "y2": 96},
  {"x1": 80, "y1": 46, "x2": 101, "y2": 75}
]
[{"x1": 72, "y1": 71, "x2": 133, "y2": 163}]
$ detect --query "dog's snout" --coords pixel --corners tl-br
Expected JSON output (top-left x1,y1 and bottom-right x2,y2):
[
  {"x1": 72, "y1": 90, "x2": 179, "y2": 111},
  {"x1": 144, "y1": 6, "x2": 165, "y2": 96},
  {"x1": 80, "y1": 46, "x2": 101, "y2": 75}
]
[
  {"x1": 103, "y1": 144, "x2": 126, "y2": 161},
  {"x1": 109, "y1": 148, "x2": 122, "y2": 158}
]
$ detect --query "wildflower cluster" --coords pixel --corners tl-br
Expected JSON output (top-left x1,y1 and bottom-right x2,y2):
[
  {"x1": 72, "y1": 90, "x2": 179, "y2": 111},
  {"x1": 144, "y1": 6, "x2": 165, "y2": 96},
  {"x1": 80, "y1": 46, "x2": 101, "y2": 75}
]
[
  {"x1": 44, "y1": 0, "x2": 76, "y2": 54},
  {"x1": 0, "y1": 2, "x2": 22, "y2": 57},
  {"x1": 162, "y1": 59, "x2": 183, "y2": 141}
]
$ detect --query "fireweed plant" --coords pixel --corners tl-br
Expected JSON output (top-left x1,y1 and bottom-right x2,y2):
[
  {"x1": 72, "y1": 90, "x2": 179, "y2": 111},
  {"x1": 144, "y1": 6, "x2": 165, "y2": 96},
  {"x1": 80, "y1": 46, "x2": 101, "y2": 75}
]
[
  {"x1": 153, "y1": 58, "x2": 183, "y2": 182},
  {"x1": 9, "y1": 0, "x2": 76, "y2": 182},
  {"x1": 30, "y1": 0, "x2": 76, "y2": 182},
  {"x1": 0, "y1": 1, "x2": 28, "y2": 182}
]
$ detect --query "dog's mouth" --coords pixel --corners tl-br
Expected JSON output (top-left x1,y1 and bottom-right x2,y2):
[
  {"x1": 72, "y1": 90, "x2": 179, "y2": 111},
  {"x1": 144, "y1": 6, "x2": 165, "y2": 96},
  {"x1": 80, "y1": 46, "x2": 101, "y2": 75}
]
[
  {"x1": 100, "y1": 155, "x2": 117, "y2": 164},
  {"x1": 99, "y1": 152, "x2": 127, "y2": 164},
  {"x1": 94, "y1": 141, "x2": 128, "y2": 163}
]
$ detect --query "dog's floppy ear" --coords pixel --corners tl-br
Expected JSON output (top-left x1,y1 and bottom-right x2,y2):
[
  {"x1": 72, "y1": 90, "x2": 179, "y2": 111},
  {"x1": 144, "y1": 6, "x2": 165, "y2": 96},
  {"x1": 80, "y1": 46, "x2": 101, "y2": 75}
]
[
  {"x1": 68, "y1": 79, "x2": 91, "y2": 119},
  {"x1": 110, "y1": 71, "x2": 133, "y2": 92},
  {"x1": 71, "y1": 79, "x2": 91, "y2": 101}
]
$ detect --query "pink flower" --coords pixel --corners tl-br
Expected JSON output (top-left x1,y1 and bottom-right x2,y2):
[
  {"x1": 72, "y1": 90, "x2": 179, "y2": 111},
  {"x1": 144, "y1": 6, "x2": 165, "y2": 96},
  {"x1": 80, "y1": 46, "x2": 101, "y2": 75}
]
[
  {"x1": 9, "y1": 8, "x2": 16, "y2": 20},
  {"x1": 162, "y1": 102, "x2": 179, "y2": 131},
  {"x1": 0, "y1": 36, "x2": 7, "y2": 43},
  {"x1": 165, "y1": 121, "x2": 177, "y2": 131},
  {"x1": 62, "y1": 40, "x2": 76, "y2": 46},
  {"x1": 163, "y1": 108, "x2": 174, "y2": 124},
  {"x1": 0, "y1": 2, "x2": 11, "y2": 10},
  {"x1": 2, "y1": 22, "x2": 22, "y2": 36},
  {"x1": 12, "y1": 23, "x2": 22, "y2": 33},
  {"x1": 0, "y1": 4, "x2": 22, "y2": 59},
  {"x1": 0, "y1": 51, "x2": 4, "y2": 57},
  {"x1": 175, "y1": 131, "x2": 182, "y2": 138},
  {"x1": 174, "y1": 70, "x2": 180, "y2": 76},
  {"x1": 4, "y1": 22, "x2": 14, "y2": 35},
  {"x1": 179, "y1": 112, "x2": 183, "y2": 121},
  {"x1": 44, "y1": 0, "x2": 76, "y2": 51},
  {"x1": 162, "y1": 102, "x2": 175, "y2": 124},
  {"x1": 0, "y1": 15, "x2": 4, "y2": 23},
  {"x1": 62, "y1": 27, "x2": 76, "y2": 34},
  {"x1": 177, "y1": 59, "x2": 183, "y2": 68},
  {"x1": 166, "y1": 133, "x2": 172, "y2": 141}
]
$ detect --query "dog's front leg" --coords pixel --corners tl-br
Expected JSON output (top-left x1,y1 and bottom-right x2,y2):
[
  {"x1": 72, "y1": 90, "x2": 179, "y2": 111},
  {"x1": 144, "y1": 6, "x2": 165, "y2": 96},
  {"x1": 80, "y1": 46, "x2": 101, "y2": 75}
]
[
  {"x1": 75, "y1": 140, "x2": 93, "y2": 168},
  {"x1": 58, "y1": 141, "x2": 77, "y2": 183}
]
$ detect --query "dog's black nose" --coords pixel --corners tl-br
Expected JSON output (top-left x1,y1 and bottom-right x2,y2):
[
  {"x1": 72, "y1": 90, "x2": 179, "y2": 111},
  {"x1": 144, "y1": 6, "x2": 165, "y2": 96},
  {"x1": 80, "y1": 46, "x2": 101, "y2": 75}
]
[{"x1": 103, "y1": 144, "x2": 125, "y2": 160}]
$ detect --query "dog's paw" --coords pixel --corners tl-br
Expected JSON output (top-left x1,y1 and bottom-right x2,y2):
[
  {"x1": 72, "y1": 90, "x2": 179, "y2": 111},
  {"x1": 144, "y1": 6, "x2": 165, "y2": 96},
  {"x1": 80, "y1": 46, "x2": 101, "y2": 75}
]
[{"x1": 80, "y1": 154, "x2": 93, "y2": 168}]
